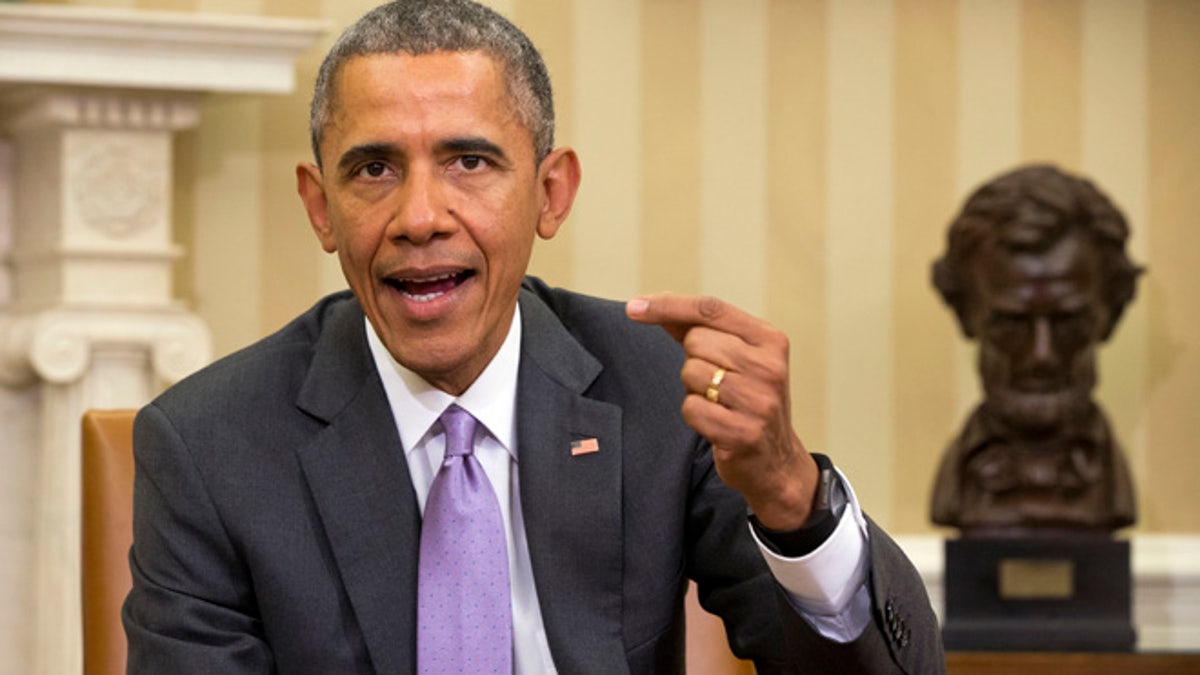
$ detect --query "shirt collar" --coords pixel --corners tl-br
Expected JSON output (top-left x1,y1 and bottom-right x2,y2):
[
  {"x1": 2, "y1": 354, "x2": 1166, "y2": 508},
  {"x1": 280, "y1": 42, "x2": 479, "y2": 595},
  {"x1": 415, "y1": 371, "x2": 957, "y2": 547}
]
[{"x1": 364, "y1": 306, "x2": 522, "y2": 460}]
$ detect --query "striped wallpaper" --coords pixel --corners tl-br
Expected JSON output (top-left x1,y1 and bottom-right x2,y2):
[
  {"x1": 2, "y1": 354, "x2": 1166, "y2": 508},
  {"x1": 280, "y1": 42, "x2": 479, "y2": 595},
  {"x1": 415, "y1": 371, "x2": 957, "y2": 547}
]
[{"x1": 40, "y1": 0, "x2": 1200, "y2": 534}]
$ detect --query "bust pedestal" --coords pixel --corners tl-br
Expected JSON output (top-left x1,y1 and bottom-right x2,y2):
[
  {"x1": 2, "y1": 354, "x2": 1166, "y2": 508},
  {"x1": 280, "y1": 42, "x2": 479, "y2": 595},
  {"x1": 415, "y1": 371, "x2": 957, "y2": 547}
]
[{"x1": 942, "y1": 537, "x2": 1136, "y2": 652}]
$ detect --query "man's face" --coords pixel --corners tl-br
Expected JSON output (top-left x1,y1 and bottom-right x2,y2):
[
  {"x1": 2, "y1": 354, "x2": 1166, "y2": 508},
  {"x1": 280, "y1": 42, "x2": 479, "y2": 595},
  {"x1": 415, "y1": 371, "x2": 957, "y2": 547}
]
[
  {"x1": 298, "y1": 51, "x2": 576, "y2": 394},
  {"x1": 969, "y1": 231, "x2": 1110, "y2": 434}
]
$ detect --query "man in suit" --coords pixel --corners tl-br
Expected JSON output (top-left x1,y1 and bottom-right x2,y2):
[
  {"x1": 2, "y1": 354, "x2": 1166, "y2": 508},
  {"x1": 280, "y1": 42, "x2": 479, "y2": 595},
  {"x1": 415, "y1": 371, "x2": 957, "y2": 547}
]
[{"x1": 123, "y1": 1, "x2": 942, "y2": 673}]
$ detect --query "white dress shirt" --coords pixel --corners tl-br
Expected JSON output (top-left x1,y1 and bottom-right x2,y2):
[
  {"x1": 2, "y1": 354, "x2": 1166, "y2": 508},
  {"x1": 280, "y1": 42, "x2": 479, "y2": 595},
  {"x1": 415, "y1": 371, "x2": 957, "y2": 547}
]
[{"x1": 365, "y1": 309, "x2": 872, "y2": 673}]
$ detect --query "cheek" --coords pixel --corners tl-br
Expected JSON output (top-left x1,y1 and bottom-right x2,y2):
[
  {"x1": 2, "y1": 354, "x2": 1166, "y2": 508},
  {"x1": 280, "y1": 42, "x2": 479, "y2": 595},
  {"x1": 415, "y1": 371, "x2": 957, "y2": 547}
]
[
  {"x1": 475, "y1": 215, "x2": 539, "y2": 269},
  {"x1": 329, "y1": 207, "x2": 389, "y2": 263},
  {"x1": 1067, "y1": 349, "x2": 1097, "y2": 386},
  {"x1": 978, "y1": 342, "x2": 1012, "y2": 382},
  {"x1": 331, "y1": 231, "x2": 368, "y2": 273}
]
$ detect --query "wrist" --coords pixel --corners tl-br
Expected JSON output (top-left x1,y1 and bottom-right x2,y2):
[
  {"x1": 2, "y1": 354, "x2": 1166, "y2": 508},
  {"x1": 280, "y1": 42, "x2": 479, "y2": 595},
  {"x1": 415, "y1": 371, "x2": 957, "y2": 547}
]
[{"x1": 749, "y1": 453, "x2": 837, "y2": 557}]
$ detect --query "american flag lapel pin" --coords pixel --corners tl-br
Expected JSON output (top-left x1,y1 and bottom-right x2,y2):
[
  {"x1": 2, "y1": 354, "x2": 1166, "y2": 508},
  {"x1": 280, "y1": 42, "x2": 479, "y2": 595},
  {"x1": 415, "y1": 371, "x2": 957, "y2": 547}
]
[{"x1": 570, "y1": 437, "x2": 600, "y2": 456}]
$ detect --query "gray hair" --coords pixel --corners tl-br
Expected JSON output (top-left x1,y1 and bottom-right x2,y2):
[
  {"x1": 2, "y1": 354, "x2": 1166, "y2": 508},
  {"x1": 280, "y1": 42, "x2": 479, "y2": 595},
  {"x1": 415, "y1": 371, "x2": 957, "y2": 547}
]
[
  {"x1": 932, "y1": 164, "x2": 1144, "y2": 341},
  {"x1": 308, "y1": 0, "x2": 555, "y2": 166}
]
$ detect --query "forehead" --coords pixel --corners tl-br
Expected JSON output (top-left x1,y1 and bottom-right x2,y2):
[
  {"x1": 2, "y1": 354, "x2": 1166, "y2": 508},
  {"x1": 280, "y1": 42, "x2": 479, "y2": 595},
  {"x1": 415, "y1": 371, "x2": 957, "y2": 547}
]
[
  {"x1": 324, "y1": 50, "x2": 527, "y2": 151},
  {"x1": 974, "y1": 232, "x2": 1103, "y2": 309}
]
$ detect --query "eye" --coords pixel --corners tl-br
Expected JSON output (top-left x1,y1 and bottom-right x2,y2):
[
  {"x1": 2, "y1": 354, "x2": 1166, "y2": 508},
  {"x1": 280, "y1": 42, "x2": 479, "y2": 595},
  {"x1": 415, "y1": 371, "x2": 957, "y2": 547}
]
[
  {"x1": 985, "y1": 313, "x2": 1031, "y2": 348},
  {"x1": 1052, "y1": 310, "x2": 1097, "y2": 347},
  {"x1": 356, "y1": 161, "x2": 392, "y2": 179},
  {"x1": 454, "y1": 155, "x2": 488, "y2": 172}
]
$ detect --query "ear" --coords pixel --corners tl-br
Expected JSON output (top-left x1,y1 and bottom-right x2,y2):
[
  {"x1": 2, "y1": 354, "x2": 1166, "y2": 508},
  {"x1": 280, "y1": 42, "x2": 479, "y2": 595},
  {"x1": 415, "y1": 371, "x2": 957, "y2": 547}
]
[
  {"x1": 535, "y1": 147, "x2": 581, "y2": 241},
  {"x1": 296, "y1": 162, "x2": 337, "y2": 253}
]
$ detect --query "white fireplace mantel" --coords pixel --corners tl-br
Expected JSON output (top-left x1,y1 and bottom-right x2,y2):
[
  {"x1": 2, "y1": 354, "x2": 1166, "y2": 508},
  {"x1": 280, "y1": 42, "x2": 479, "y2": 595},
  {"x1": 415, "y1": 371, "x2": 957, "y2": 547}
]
[
  {"x1": 0, "y1": 3, "x2": 326, "y2": 94},
  {"x1": 0, "y1": 6, "x2": 325, "y2": 675}
]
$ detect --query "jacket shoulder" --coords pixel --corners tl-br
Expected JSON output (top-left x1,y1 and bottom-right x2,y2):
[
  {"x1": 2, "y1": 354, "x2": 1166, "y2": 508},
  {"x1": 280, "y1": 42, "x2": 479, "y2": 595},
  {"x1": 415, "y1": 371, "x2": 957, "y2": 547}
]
[
  {"x1": 520, "y1": 276, "x2": 683, "y2": 371},
  {"x1": 149, "y1": 291, "x2": 360, "y2": 417}
]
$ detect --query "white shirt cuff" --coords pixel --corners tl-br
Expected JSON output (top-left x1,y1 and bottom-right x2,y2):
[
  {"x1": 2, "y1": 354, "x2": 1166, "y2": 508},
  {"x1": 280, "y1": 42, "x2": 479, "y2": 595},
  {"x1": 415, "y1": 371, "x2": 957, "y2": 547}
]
[{"x1": 750, "y1": 468, "x2": 872, "y2": 642}]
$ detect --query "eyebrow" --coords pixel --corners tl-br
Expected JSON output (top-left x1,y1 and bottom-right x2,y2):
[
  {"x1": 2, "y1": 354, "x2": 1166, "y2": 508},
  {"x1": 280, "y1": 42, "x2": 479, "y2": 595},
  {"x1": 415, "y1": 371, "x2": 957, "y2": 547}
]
[
  {"x1": 335, "y1": 142, "x2": 398, "y2": 175},
  {"x1": 439, "y1": 136, "x2": 508, "y2": 164}
]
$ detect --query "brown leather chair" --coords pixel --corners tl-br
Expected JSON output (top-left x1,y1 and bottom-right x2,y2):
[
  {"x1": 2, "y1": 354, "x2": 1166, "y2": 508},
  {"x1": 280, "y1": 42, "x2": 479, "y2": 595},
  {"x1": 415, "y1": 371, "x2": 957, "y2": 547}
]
[
  {"x1": 82, "y1": 409, "x2": 137, "y2": 675},
  {"x1": 78, "y1": 408, "x2": 749, "y2": 675}
]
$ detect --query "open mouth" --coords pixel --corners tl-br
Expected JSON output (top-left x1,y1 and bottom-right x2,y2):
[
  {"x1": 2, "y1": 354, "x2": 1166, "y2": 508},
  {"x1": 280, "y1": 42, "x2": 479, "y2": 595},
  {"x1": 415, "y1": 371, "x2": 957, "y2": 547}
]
[{"x1": 385, "y1": 270, "x2": 476, "y2": 303}]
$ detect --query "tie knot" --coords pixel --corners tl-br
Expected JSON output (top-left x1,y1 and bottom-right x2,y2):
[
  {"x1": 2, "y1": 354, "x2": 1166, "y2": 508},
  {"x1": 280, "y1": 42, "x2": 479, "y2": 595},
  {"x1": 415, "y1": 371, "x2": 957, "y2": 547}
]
[{"x1": 440, "y1": 405, "x2": 477, "y2": 458}]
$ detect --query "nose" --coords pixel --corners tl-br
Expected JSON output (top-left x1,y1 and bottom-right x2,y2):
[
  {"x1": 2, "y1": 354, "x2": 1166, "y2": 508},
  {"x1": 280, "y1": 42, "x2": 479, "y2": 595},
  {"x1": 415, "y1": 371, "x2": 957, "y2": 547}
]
[
  {"x1": 389, "y1": 165, "x2": 454, "y2": 244},
  {"x1": 1028, "y1": 317, "x2": 1059, "y2": 369}
]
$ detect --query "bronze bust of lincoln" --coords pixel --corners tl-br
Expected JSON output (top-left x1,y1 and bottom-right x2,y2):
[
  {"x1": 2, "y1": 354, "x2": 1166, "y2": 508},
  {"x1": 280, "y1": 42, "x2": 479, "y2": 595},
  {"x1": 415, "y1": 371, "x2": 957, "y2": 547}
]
[{"x1": 930, "y1": 165, "x2": 1142, "y2": 536}]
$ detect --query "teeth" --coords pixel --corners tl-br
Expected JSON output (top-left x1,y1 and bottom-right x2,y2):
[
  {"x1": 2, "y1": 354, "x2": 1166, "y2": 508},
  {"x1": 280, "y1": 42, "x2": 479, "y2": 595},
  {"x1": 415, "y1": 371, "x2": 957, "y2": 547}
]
[
  {"x1": 405, "y1": 290, "x2": 446, "y2": 303},
  {"x1": 389, "y1": 270, "x2": 467, "y2": 303},
  {"x1": 399, "y1": 272, "x2": 457, "y2": 283}
]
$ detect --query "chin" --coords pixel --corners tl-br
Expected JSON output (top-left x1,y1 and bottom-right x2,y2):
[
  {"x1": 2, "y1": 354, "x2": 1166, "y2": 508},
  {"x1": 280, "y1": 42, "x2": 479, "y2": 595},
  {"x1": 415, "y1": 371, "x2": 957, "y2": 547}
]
[
  {"x1": 986, "y1": 388, "x2": 1093, "y2": 435},
  {"x1": 396, "y1": 343, "x2": 467, "y2": 376}
]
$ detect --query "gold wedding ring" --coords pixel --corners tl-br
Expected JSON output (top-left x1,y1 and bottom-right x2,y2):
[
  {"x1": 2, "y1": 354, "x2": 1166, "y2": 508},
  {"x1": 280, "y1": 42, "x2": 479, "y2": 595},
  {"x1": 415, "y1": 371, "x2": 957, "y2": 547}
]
[{"x1": 705, "y1": 367, "x2": 727, "y2": 404}]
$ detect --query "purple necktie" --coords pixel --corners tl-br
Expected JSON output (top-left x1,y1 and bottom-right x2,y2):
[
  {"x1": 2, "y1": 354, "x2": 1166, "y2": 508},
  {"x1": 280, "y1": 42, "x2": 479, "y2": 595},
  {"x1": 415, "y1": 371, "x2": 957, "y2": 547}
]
[{"x1": 417, "y1": 405, "x2": 512, "y2": 673}]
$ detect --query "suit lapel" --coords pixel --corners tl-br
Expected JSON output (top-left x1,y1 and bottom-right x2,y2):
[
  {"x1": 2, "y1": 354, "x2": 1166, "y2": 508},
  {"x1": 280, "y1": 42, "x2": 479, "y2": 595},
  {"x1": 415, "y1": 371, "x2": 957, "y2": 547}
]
[
  {"x1": 288, "y1": 292, "x2": 631, "y2": 673},
  {"x1": 517, "y1": 290, "x2": 629, "y2": 673},
  {"x1": 293, "y1": 300, "x2": 419, "y2": 675}
]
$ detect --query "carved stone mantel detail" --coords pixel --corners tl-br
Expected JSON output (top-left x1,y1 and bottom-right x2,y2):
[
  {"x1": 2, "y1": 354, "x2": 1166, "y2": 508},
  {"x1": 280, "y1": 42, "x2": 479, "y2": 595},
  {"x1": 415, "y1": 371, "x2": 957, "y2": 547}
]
[
  {"x1": 0, "y1": 5, "x2": 326, "y2": 675},
  {"x1": 0, "y1": 309, "x2": 210, "y2": 387},
  {"x1": 4, "y1": 91, "x2": 188, "y2": 311},
  {"x1": 7, "y1": 93, "x2": 201, "y2": 245},
  {"x1": 72, "y1": 133, "x2": 165, "y2": 239},
  {"x1": 4, "y1": 90, "x2": 201, "y2": 133}
]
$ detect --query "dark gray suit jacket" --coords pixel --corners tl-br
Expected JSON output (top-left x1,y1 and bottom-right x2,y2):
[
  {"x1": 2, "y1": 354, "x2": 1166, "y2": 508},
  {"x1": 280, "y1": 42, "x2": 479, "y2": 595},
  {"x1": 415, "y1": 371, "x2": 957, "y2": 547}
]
[{"x1": 124, "y1": 277, "x2": 943, "y2": 674}]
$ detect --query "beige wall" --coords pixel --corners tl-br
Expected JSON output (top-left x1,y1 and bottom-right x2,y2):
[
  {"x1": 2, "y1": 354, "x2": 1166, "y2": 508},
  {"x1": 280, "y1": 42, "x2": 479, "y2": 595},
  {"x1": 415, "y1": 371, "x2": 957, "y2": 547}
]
[{"x1": 38, "y1": 0, "x2": 1200, "y2": 534}]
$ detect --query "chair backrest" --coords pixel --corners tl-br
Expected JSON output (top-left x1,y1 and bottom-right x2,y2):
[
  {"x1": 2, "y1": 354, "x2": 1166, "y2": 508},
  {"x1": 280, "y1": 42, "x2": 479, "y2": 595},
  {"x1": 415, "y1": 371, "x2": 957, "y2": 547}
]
[{"x1": 81, "y1": 409, "x2": 137, "y2": 675}]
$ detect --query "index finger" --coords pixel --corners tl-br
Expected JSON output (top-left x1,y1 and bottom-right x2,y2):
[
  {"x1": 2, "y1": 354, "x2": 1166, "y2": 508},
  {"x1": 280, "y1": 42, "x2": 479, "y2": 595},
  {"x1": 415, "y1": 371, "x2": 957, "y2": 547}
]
[{"x1": 626, "y1": 293, "x2": 769, "y2": 345}]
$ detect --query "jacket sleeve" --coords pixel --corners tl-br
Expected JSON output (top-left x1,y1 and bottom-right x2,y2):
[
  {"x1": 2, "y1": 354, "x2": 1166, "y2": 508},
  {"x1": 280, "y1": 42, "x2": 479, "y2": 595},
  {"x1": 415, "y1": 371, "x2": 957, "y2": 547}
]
[
  {"x1": 688, "y1": 440, "x2": 944, "y2": 674},
  {"x1": 122, "y1": 403, "x2": 275, "y2": 674},
  {"x1": 770, "y1": 517, "x2": 945, "y2": 674}
]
